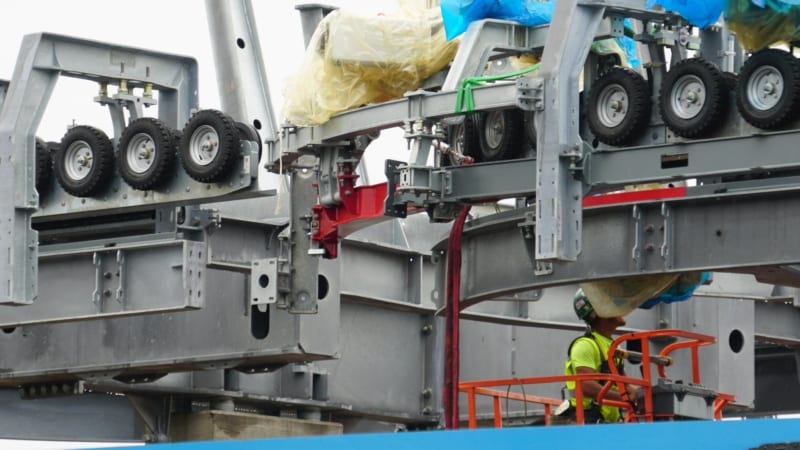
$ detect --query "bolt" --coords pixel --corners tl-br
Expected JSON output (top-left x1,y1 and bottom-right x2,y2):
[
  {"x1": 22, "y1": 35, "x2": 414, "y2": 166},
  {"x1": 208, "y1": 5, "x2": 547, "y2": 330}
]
[
  {"x1": 103, "y1": 289, "x2": 112, "y2": 297},
  {"x1": 103, "y1": 271, "x2": 112, "y2": 279},
  {"x1": 645, "y1": 224, "x2": 655, "y2": 233},
  {"x1": 421, "y1": 388, "x2": 433, "y2": 399},
  {"x1": 645, "y1": 244, "x2": 654, "y2": 252},
  {"x1": 421, "y1": 324, "x2": 433, "y2": 335}
]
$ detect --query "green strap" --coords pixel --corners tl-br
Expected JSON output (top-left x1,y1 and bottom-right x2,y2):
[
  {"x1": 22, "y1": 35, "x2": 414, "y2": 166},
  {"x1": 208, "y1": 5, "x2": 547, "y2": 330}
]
[{"x1": 455, "y1": 62, "x2": 542, "y2": 113}]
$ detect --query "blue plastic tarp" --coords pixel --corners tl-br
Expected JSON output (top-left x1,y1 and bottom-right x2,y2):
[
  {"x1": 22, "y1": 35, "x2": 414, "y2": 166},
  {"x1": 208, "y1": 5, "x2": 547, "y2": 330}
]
[
  {"x1": 440, "y1": 0, "x2": 639, "y2": 67},
  {"x1": 440, "y1": 0, "x2": 555, "y2": 40},
  {"x1": 645, "y1": 0, "x2": 725, "y2": 28}
]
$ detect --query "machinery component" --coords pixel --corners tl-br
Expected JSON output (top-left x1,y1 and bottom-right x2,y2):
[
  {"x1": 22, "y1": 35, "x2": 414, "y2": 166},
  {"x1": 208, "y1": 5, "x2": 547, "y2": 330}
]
[
  {"x1": 179, "y1": 109, "x2": 240, "y2": 182},
  {"x1": 235, "y1": 121, "x2": 262, "y2": 161},
  {"x1": 476, "y1": 109, "x2": 524, "y2": 161},
  {"x1": 522, "y1": 110, "x2": 537, "y2": 148},
  {"x1": 736, "y1": 49, "x2": 800, "y2": 130},
  {"x1": 659, "y1": 58, "x2": 727, "y2": 138},
  {"x1": 587, "y1": 67, "x2": 651, "y2": 146},
  {"x1": 445, "y1": 115, "x2": 480, "y2": 165},
  {"x1": 117, "y1": 118, "x2": 178, "y2": 190},
  {"x1": 53, "y1": 125, "x2": 114, "y2": 197},
  {"x1": 34, "y1": 137, "x2": 52, "y2": 196}
]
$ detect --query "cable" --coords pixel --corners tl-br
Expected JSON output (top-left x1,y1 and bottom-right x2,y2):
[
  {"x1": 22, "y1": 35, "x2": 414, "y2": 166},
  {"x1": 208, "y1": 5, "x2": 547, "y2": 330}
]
[{"x1": 456, "y1": 63, "x2": 542, "y2": 113}]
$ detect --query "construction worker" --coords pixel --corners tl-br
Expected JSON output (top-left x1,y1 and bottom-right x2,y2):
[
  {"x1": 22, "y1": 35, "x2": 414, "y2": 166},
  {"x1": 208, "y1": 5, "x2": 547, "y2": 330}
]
[{"x1": 560, "y1": 288, "x2": 638, "y2": 423}]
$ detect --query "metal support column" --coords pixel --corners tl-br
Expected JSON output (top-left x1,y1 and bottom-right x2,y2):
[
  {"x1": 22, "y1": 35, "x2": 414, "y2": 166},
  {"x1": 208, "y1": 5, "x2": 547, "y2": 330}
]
[{"x1": 529, "y1": 0, "x2": 606, "y2": 262}]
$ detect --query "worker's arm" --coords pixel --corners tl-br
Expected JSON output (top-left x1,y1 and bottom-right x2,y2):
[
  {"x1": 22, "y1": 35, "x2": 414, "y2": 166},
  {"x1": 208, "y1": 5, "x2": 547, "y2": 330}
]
[{"x1": 574, "y1": 366, "x2": 628, "y2": 403}]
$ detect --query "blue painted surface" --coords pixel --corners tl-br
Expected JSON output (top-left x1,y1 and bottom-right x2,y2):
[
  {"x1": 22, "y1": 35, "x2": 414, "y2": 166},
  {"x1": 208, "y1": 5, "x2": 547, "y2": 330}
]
[{"x1": 131, "y1": 419, "x2": 800, "y2": 450}]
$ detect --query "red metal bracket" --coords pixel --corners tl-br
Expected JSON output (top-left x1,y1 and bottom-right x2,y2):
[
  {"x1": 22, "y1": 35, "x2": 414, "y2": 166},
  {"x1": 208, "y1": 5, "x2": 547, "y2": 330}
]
[{"x1": 312, "y1": 182, "x2": 389, "y2": 259}]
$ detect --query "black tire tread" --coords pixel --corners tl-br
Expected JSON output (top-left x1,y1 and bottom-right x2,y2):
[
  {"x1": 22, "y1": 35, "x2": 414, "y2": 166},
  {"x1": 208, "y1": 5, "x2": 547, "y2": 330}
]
[
  {"x1": 736, "y1": 49, "x2": 800, "y2": 130},
  {"x1": 35, "y1": 137, "x2": 52, "y2": 195},
  {"x1": 179, "y1": 109, "x2": 239, "y2": 183},
  {"x1": 659, "y1": 57, "x2": 727, "y2": 138},
  {"x1": 117, "y1": 117, "x2": 177, "y2": 190},
  {"x1": 477, "y1": 109, "x2": 524, "y2": 162},
  {"x1": 53, "y1": 125, "x2": 114, "y2": 197},
  {"x1": 445, "y1": 114, "x2": 481, "y2": 165},
  {"x1": 587, "y1": 67, "x2": 651, "y2": 146}
]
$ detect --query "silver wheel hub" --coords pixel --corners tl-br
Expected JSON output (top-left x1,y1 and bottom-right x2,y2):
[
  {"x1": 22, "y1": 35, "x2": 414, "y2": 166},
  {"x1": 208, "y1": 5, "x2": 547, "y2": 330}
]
[
  {"x1": 671, "y1": 74, "x2": 706, "y2": 120},
  {"x1": 64, "y1": 140, "x2": 93, "y2": 181},
  {"x1": 126, "y1": 133, "x2": 156, "y2": 174},
  {"x1": 189, "y1": 125, "x2": 219, "y2": 166},
  {"x1": 748, "y1": 65, "x2": 783, "y2": 111},
  {"x1": 484, "y1": 111, "x2": 505, "y2": 149},
  {"x1": 596, "y1": 83, "x2": 628, "y2": 128}
]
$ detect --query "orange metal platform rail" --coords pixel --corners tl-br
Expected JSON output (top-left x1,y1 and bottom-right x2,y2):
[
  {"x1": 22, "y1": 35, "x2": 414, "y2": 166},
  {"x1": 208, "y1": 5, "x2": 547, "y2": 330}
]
[{"x1": 459, "y1": 329, "x2": 736, "y2": 428}]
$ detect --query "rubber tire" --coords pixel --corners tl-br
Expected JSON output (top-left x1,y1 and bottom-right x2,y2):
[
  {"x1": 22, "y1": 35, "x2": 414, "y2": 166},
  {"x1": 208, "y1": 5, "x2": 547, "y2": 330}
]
[
  {"x1": 477, "y1": 109, "x2": 524, "y2": 162},
  {"x1": 35, "y1": 137, "x2": 52, "y2": 195},
  {"x1": 736, "y1": 49, "x2": 800, "y2": 130},
  {"x1": 53, "y1": 125, "x2": 114, "y2": 197},
  {"x1": 179, "y1": 109, "x2": 239, "y2": 182},
  {"x1": 235, "y1": 121, "x2": 262, "y2": 162},
  {"x1": 587, "y1": 67, "x2": 651, "y2": 146},
  {"x1": 117, "y1": 118, "x2": 177, "y2": 190},
  {"x1": 445, "y1": 114, "x2": 481, "y2": 164},
  {"x1": 659, "y1": 58, "x2": 727, "y2": 138},
  {"x1": 523, "y1": 111, "x2": 537, "y2": 149}
]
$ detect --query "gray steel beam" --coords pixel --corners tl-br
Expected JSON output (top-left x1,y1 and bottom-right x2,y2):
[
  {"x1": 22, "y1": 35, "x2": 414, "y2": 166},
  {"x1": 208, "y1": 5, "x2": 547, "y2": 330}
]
[
  {"x1": 453, "y1": 191, "x2": 800, "y2": 304},
  {"x1": 0, "y1": 238, "x2": 205, "y2": 327},
  {"x1": 0, "y1": 388, "x2": 142, "y2": 442},
  {"x1": 282, "y1": 82, "x2": 518, "y2": 154},
  {"x1": 585, "y1": 131, "x2": 800, "y2": 189}
]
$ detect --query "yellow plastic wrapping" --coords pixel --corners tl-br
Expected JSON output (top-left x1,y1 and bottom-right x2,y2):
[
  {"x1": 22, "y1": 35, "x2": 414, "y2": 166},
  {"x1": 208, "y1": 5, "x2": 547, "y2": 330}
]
[
  {"x1": 283, "y1": 6, "x2": 458, "y2": 127},
  {"x1": 580, "y1": 274, "x2": 680, "y2": 318},
  {"x1": 725, "y1": 0, "x2": 800, "y2": 51}
]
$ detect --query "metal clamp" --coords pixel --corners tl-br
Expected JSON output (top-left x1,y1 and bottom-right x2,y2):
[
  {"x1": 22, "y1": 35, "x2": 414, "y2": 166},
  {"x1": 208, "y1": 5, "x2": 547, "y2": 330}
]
[
  {"x1": 115, "y1": 250, "x2": 126, "y2": 308},
  {"x1": 661, "y1": 202, "x2": 674, "y2": 269},
  {"x1": 516, "y1": 77, "x2": 544, "y2": 112}
]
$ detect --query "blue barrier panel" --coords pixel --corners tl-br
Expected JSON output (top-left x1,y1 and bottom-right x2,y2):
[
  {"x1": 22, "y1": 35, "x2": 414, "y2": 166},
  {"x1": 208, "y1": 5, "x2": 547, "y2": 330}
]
[{"x1": 133, "y1": 418, "x2": 800, "y2": 450}]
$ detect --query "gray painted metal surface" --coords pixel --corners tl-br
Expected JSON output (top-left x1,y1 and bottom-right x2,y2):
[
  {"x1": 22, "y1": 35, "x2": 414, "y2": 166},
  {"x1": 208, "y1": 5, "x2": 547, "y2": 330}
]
[
  {"x1": 0, "y1": 238, "x2": 205, "y2": 327},
  {"x1": 531, "y1": 0, "x2": 603, "y2": 262},
  {"x1": 453, "y1": 192, "x2": 800, "y2": 303}
]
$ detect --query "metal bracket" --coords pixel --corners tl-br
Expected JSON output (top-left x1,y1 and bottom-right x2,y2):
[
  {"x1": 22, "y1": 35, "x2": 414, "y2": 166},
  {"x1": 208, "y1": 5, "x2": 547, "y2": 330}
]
[
  {"x1": 92, "y1": 253, "x2": 104, "y2": 313},
  {"x1": 115, "y1": 250, "x2": 126, "y2": 308},
  {"x1": 632, "y1": 205, "x2": 644, "y2": 271},
  {"x1": 385, "y1": 159, "x2": 408, "y2": 218},
  {"x1": 516, "y1": 77, "x2": 544, "y2": 112},
  {"x1": 178, "y1": 207, "x2": 221, "y2": 232},
  {"x1": 250, "y1": 258, "x2": 279, "y2": 307},
  {"x1": 609, "y1": 14, "x2": 625, "y2": 37},
  {"x1": 660, "y1": 202, "x2": 674, "y2": 270}
]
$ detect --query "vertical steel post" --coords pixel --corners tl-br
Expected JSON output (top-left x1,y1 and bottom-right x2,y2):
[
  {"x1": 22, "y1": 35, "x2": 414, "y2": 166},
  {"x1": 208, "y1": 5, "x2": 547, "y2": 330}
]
[{"x1": 532, "y1": 0, "x2": 606, "y2": 262}]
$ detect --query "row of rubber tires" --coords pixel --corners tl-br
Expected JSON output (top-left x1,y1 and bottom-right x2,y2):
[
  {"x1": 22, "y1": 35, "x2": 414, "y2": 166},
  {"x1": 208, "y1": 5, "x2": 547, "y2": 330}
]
[
  {"x1": 447, "y1": 48, "x2": 800, "y2": 160},
  {"x1": 37, "y1": 109, "x2": 259, "y2": 198},
  {"x1": 589, "y1": 48, "x2": 800, "y2": 146}
]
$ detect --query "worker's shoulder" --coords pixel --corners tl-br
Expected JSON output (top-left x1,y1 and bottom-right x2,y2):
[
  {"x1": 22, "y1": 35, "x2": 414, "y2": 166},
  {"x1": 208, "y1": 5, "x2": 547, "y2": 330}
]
[{"x1": 569, "y1": 335, "x2": 601, "y2": 354}]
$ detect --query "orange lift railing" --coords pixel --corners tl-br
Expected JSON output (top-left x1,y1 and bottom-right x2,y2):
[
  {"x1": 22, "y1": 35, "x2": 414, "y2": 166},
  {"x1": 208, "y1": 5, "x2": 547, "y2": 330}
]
[{"x1": 459, "y1": 329, "x2": 737, "y2": 428}]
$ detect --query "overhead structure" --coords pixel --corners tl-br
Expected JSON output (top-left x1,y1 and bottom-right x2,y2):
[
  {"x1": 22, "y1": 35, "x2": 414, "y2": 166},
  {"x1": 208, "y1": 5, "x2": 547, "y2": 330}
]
[{"x1": 0, "y1": 0, "x2": 800, "y2": 443}]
